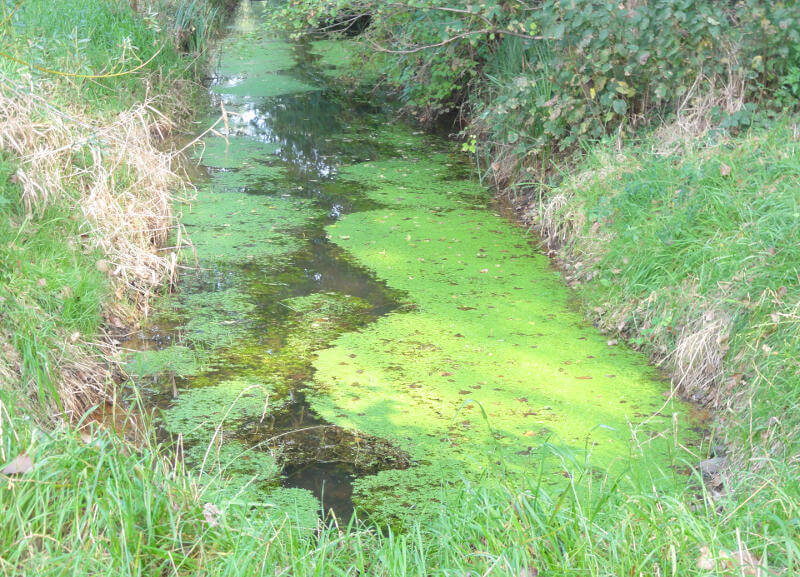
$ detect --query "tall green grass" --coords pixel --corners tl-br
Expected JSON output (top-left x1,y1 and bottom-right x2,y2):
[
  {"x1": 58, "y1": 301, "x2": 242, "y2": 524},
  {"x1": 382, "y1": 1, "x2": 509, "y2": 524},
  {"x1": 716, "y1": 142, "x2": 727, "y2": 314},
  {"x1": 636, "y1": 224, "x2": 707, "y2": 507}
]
[
  {"x1": 0, "y1": 154, "x2": 108, "y2": 414},
  {"x1": 0, "y1": 0, "x2": 220, "y2": 113},
  {"x1": 554, "y1": 122, "x2": 800, "y2": 449},
  {"x1": 173, "y1": 0, "x2": 221, "y2": 54},
  {"x1": 520, "y1": 120, "x2": 800, "y2": 573},
  {"x1": 1, "y1": 406, "x2": 797, "y2": 576}
]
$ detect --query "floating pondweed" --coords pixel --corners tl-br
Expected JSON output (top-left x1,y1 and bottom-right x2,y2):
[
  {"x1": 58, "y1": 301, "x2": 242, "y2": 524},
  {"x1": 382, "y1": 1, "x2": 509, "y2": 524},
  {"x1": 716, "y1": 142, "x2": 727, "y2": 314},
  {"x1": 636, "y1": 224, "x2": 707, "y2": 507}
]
[{"x1": 131, "y1": 0, "x2": 695, "y2": 526}]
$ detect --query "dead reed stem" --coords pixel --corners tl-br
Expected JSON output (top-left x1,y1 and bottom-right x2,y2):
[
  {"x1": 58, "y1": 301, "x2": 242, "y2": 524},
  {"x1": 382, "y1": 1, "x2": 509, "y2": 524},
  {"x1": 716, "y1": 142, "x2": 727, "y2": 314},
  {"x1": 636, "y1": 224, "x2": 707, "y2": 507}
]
[{"x1": 0, "y1": 76, "x2": 190, "y2": 419}]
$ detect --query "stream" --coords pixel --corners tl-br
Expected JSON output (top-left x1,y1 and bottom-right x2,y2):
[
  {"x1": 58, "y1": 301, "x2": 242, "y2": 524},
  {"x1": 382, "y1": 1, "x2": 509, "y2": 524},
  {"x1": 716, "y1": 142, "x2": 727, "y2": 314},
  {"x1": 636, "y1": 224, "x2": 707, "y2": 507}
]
[{"x1": 128, "y1": 1, "x2": 695, "y2": 526}]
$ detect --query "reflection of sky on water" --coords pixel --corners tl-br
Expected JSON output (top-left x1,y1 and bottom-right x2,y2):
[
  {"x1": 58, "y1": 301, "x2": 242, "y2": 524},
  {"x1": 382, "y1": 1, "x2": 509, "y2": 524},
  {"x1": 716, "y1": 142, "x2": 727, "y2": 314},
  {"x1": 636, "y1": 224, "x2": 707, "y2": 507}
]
[{"x1": 211, "y1": 88, "x2": 345, "y2": 181}]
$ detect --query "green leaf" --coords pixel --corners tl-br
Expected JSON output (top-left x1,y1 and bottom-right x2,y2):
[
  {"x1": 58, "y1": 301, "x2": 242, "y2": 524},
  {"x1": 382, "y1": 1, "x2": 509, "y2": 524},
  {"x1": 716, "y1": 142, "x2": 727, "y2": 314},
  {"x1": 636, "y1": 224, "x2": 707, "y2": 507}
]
[{"x1": 612, "y1": 99, "x2": 627, "y2": 115}]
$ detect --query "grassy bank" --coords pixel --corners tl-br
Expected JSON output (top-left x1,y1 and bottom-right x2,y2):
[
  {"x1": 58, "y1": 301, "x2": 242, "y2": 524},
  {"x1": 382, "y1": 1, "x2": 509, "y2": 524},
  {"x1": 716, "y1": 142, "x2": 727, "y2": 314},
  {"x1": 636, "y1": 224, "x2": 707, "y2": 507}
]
[
  {"x1": 528, "y1": 123, "x2": 800, "y2": 456},
  {"x1": 0, "y1": 0, "x2": 226, "y2": 418},
  {"x1": 0, "y1": 0, "x2": 221, "y2": 570},
  {"x1": 516, "y1": 121, "x2": 800, "y2": 574}
]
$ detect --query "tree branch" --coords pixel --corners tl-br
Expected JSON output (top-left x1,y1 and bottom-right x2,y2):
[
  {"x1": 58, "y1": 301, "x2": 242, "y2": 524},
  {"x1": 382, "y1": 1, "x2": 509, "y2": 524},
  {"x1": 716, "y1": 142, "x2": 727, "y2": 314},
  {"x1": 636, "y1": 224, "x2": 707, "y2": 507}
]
[{"x1": 368, "y1": 28, "x2": 542, "y2": 55}]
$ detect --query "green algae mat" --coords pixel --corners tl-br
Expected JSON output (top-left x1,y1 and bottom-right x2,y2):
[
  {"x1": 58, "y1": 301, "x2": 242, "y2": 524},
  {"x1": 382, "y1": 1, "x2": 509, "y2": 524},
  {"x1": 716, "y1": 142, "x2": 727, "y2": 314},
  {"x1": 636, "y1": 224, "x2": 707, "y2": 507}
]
[
  {"x1": 128, "y1": 0, "x2": 695, "y2": 528},
  {"x1": 310, "y1": 158, "x2": 693, "y2": 522}
]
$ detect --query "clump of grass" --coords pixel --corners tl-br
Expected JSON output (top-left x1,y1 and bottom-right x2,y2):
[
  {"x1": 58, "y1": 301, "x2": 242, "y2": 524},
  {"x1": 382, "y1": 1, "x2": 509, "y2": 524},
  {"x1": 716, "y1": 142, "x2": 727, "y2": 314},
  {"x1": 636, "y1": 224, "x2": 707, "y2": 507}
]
[
  {"x1": 520, "y1": 121, "x2": 800, "y2": 552},
  {"x1": 0, "y1": 153, "x2": 110, "y2": 418},
  {"x1": 0, "y1": 0, "x2": 222, "y2": 114},
  {"x1": 0, "y1": 88, "x2": 185, "y2": 301},
  {"x1": 0, "y1": 404, "x2": 797, "y2": 576},
  {"x1": 172, "y1": 0, "x2": 220, "y2": 54},
  {"x1": 0, "y1": 83, "x2": 189, "y2": 416}
]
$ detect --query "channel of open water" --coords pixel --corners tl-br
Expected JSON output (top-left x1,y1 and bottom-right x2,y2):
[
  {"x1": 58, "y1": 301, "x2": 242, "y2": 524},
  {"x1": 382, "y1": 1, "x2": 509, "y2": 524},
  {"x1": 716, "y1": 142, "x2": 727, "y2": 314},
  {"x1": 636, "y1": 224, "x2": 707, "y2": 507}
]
[{"x1": 128, "y1": 1, "x2": 696, "y2": 524}]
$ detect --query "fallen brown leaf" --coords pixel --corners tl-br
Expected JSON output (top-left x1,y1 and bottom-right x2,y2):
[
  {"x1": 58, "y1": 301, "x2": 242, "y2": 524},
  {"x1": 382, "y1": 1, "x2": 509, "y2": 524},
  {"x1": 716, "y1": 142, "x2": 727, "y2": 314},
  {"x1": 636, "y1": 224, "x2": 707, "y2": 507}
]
[
  {"x1": 2, "y1": 453, "x2": 33, "y2": 475},
  {"x1": 697, "y1": 545, "x2": 764, "y2": 576}
]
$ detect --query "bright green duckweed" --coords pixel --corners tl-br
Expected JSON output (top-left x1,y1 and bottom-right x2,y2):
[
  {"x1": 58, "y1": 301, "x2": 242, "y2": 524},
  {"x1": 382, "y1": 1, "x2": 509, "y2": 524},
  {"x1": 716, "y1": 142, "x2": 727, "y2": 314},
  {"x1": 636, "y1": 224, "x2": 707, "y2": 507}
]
[
  {"x1": 162, "y1": 376, "x2": 274, "y2": 440},
  {"x1": 195, "y1": 136, "x2": 281, "y2": 170},
  {"x1": 181, "y1": 186, "x2": 317, "y2": 264},
  {"x1": 336, "y1": 156, "x2": 488, "y2": 210},
  {"x1": 311, "y1": 160, "x2": 694, "y2": 522},
  {"x1": 211, "y1": 3, "x2": 317, "y2": 101},
  {"x1": 212, "y1": 74, "x2": 317, "y2": 100},
  {"x1": 207, "y1": 165, "x2": 288, "y2": 191},
  {"x1": 217, "y1": 39, "x2": 296, "y2": 78},
  {"x1": 309, "y1": 37, "x2": 384, "y2": 85},
  {"x1": 310, "y1": 40, "x2": 355, "y2": 72},
  {"x1": 141, "y1": 0, "x2": 692, "y2": 534},
  {"x1": 127, "y1": 344, "x2": 211, "y2": 379}
]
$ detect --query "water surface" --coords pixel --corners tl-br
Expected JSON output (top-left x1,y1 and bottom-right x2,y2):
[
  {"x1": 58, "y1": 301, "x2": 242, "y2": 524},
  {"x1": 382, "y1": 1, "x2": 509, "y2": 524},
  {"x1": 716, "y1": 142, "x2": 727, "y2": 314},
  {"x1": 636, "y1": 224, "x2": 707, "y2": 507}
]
[{"x1": 129, "y1": 1, "x2": 693, "y2": 525}]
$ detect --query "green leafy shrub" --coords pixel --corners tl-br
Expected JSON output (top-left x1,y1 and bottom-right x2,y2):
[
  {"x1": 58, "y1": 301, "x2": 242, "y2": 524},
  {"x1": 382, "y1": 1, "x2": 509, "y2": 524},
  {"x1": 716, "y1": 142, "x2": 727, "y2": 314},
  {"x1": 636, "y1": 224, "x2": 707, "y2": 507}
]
[
  {"x1": 531, "y1": 0, "x2": 800, "y2": 146},
  {"x1": 270, "y1": 1, "x2": 800, "y2": 147}
]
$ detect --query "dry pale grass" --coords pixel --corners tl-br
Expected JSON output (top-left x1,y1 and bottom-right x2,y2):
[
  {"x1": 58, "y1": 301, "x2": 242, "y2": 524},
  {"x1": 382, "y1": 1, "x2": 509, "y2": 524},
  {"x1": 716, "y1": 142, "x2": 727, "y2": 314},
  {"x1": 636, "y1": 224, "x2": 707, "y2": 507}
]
[
  {"x1": 0, "y1": 333, "x2": 19, "y2": 391},
  {"x1": 520, "y1": 147, "x2": 638, "y2": 253},
  {"x1": 670, "y1": 310, "x2": 731, "y2": 406},
  {"x1": 0, "y1": 76, "x2": 189, "y2": 419},
  {"x1": 0, "y1": 80, "x2": 186, "y2": 310},
  {"x1": 540, "y1": 193, "x2": 585, "y2": 250},
  {"x1": 653, "y1": 43, "x2": 746, "y2": 155},
  {"x1": 487, "y1": 151, "x2": 518, "y2": 190},
  {"x1": 53, "y1": 338, "x2": 118, "y2": 421}
]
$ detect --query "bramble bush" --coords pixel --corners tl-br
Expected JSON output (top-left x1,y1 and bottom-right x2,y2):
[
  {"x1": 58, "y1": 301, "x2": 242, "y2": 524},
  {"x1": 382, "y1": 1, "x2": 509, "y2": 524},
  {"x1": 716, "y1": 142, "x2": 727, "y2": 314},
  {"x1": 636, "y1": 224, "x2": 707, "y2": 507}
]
[
  {"x1": 271, "y1": 1, "x2": 800, "y2": 150},
  {"x1": 486, "y1": 0, "x2": 800, "y2": 152}
]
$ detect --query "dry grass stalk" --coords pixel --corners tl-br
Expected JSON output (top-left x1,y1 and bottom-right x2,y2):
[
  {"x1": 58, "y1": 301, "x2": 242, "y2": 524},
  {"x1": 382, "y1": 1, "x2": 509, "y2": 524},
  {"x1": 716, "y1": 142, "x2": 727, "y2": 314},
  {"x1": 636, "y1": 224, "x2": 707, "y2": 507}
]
[
  {"x1": 523, "y1": 189, "x2": 588, "y2": 251},
  {"x1": 0, "y1": 333, "x2": 19, "y2": 391},
  {"x1": 670, "y1": 310, "x2": 731, "y2": 406},
  {"x1": 488, "y1": 151, "x2": 518, "y2": 190},
  {"x1": 0, "y1": 77, "x2": 190, "y2": 421},
  {"x1": 654, "y1": 42, "x2": 746, "y2": 154},
  {"x1": 0, "y1": 79, "x2": 187, "y2": 311},
  {"x1": 54, "y1": 338, "x2": 118, "y2": 420}
]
